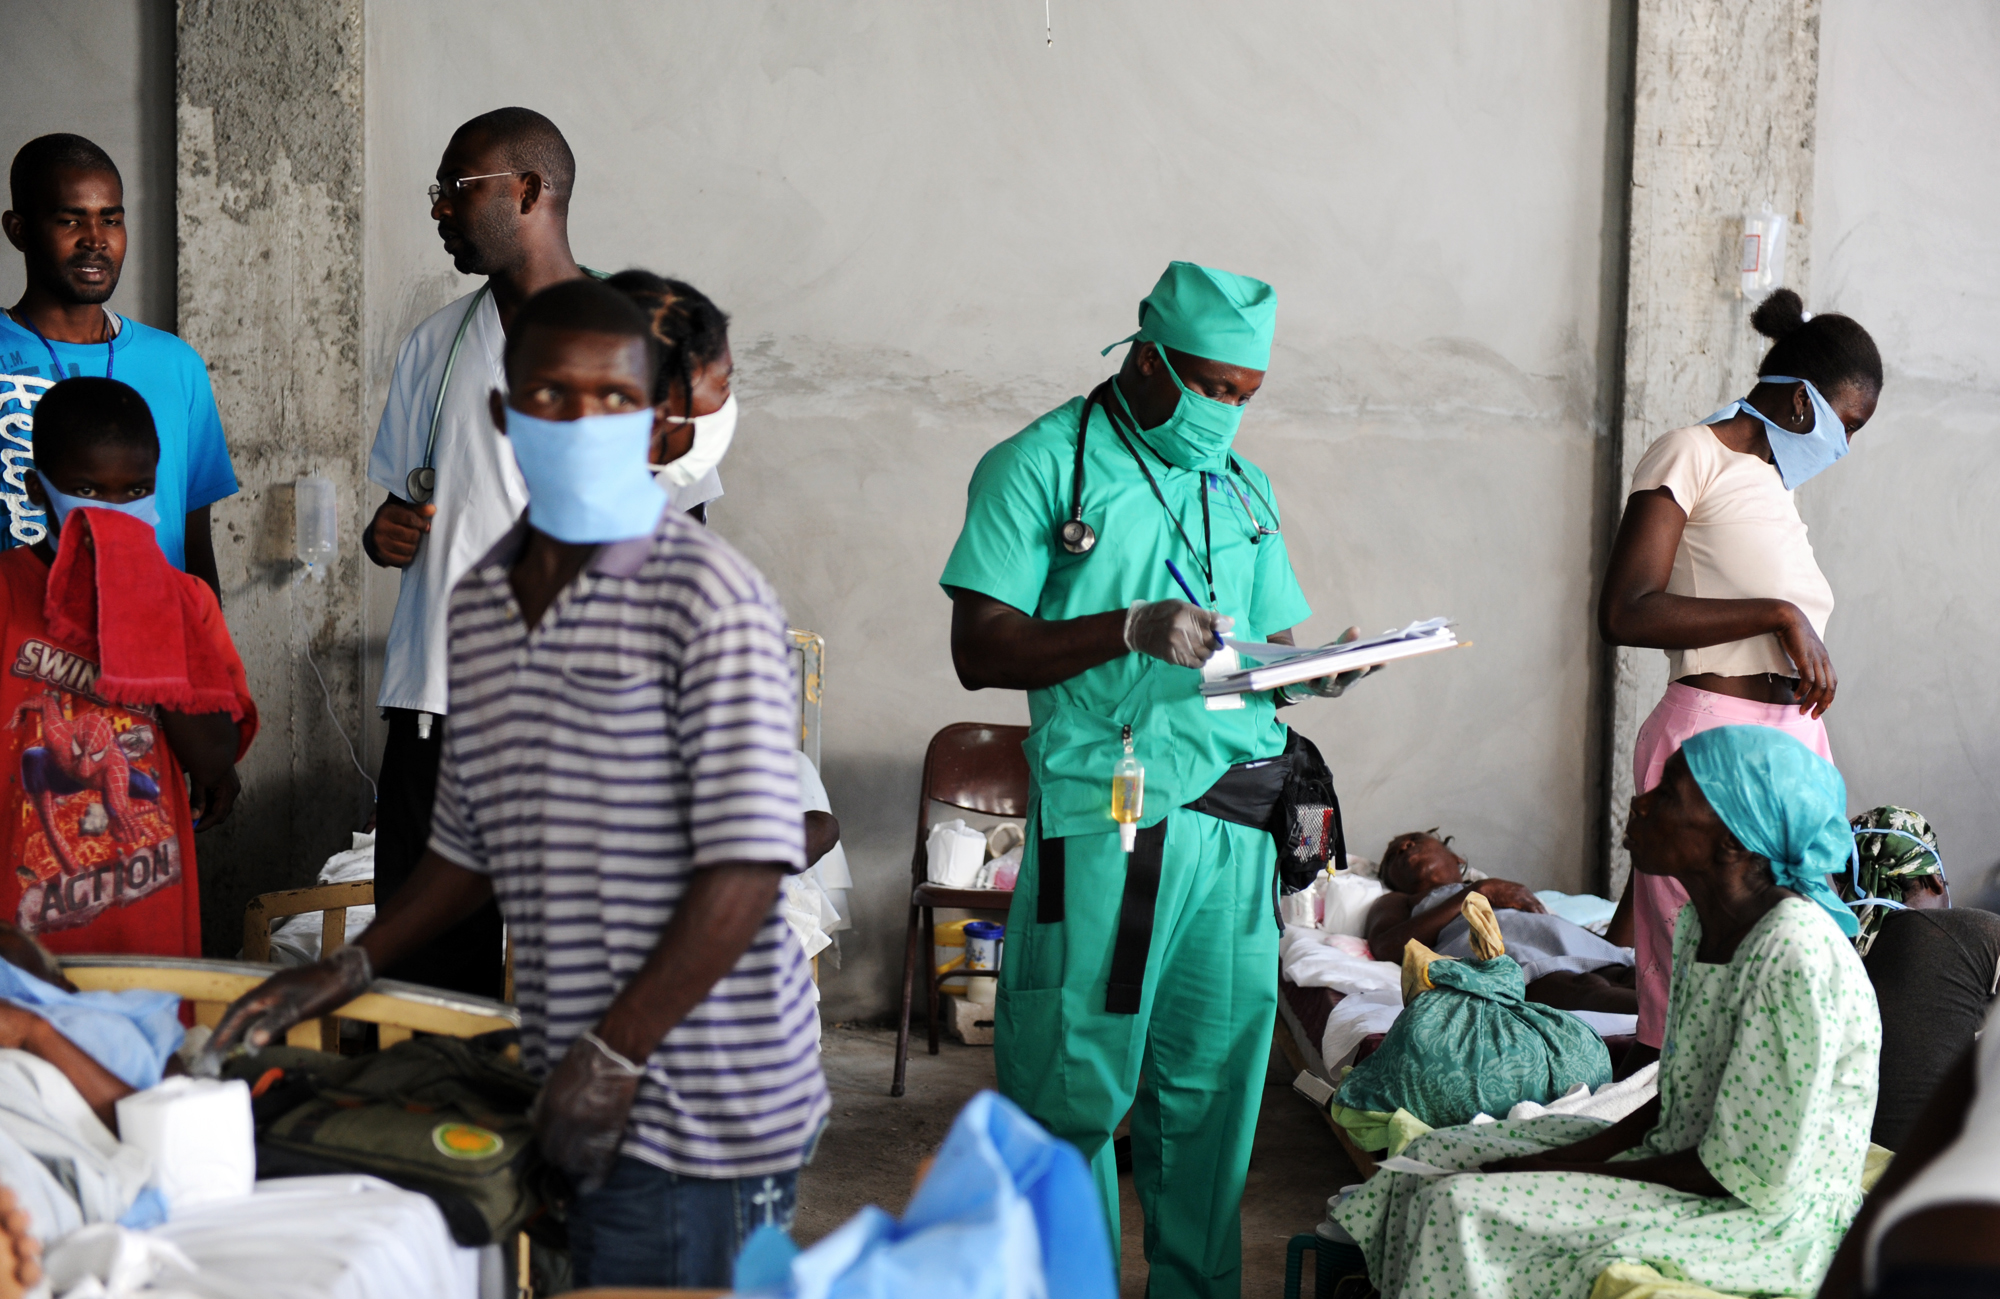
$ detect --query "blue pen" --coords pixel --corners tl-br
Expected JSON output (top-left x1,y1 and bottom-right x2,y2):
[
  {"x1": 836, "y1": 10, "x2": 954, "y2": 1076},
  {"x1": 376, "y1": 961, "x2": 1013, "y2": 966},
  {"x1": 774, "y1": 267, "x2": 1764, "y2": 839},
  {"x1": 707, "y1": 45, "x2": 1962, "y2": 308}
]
[{"x1": 1164, "y1": 559, "x2": 1225, "y2": 650}]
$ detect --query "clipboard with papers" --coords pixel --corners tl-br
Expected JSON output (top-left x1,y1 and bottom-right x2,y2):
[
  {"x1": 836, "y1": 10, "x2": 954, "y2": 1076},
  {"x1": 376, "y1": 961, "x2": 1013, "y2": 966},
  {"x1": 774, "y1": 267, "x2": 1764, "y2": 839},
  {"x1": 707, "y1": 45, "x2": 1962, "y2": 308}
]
[{"x1": 1199, "y1": 617, "x2": 1465, "y2": 696}]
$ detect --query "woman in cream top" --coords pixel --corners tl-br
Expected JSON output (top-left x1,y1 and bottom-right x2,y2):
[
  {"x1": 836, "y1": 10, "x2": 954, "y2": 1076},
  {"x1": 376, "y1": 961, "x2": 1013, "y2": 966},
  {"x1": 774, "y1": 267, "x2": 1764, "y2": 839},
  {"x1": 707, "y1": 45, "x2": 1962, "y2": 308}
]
[
  {"x1": 1596, "y1": 288, "x2": 1884, "y2": 1068},
  {"x1": 1639, "y1": 421, "x2": 1836, "y2": 681}
]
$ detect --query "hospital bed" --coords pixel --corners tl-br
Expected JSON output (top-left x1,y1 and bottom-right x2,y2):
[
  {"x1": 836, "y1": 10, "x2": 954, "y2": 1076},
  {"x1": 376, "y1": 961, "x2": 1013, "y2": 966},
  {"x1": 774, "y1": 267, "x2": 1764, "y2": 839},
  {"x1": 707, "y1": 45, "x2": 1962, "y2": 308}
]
[
  {"x1": 1273, "y1": 971, "x2": 1639, "y2": 1177},
  {"x1": 54, "y1": 954, "x2": 519, "y2": 1299}
]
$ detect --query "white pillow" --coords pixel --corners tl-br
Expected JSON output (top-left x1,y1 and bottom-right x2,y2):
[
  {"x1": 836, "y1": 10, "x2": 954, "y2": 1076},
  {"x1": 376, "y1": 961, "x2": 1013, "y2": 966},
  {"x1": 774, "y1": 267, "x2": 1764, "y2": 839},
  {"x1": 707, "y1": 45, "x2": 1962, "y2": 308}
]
[{"x1": 1320, "y1": 873, "x2": 1389, "y2": 938}]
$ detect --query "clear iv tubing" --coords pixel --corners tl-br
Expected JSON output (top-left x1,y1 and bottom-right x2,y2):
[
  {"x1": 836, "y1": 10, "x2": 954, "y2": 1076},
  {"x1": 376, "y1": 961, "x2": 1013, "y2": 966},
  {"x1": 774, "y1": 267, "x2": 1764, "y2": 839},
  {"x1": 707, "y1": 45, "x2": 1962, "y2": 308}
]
[{"x1": 292, "y1": 569, "x2": 378, "y2": 802}]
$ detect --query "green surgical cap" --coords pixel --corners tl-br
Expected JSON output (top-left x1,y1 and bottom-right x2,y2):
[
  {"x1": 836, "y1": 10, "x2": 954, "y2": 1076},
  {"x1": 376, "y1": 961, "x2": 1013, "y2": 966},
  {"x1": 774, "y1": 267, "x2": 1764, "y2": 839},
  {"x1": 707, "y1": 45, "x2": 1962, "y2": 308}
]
[{"x1": 1107, "y1": 261, "x2": 1277, "y2": 372}]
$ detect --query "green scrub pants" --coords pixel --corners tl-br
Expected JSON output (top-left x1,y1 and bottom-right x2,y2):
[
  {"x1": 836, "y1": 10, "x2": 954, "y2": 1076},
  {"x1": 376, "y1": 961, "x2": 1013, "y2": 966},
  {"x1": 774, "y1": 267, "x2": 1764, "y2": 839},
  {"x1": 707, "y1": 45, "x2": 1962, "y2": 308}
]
[{"x1": 995, "y1": 808, "x2": 1278, "y2": 1299}]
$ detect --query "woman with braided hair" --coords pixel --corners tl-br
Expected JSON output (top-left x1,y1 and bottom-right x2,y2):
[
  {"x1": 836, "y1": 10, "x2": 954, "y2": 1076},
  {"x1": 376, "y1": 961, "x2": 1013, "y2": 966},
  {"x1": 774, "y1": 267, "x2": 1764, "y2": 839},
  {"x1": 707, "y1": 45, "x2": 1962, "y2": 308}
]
[{"x1": 605, "y1": 270, "x2": 735, "y2": 522}]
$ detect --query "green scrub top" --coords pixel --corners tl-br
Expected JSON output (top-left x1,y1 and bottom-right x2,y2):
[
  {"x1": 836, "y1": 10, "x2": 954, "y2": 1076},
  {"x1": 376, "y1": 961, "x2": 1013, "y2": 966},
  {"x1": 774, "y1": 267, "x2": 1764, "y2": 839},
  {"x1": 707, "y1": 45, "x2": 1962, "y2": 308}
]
[{"x1": 940, "y1": 396, "x2": 1312, "y2": 839}]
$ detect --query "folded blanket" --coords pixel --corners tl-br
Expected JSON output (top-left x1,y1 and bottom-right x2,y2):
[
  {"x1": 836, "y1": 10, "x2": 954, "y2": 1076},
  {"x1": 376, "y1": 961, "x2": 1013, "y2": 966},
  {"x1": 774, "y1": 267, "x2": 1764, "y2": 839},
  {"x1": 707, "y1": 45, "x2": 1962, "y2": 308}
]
[{"x1": 45, "y1": 508, "x2": 247, "y2": 721}]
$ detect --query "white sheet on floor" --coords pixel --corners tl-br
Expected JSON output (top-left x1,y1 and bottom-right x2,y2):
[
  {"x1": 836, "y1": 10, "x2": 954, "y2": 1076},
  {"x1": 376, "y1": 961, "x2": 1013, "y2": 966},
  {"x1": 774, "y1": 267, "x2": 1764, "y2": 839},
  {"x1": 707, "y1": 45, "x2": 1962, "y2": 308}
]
[{"x1": 45, "y1": 1175, "x2": 480, "y2": 1299}]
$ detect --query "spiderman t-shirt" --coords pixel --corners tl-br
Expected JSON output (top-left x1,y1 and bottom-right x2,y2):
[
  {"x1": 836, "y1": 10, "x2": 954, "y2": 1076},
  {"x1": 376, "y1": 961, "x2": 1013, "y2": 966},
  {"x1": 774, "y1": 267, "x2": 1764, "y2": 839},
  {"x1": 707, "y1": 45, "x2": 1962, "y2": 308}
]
[{"x1": 0, "y1": 547, "x2": 251, "y2": 957}]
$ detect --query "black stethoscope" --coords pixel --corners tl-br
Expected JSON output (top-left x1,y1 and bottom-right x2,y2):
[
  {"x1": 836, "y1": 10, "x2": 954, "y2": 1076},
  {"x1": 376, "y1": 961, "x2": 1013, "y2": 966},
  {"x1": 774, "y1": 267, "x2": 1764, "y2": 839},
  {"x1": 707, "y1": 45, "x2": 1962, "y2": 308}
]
[{"x1": 1057, "y1": 380, "x2": 1280, "y2": 598}]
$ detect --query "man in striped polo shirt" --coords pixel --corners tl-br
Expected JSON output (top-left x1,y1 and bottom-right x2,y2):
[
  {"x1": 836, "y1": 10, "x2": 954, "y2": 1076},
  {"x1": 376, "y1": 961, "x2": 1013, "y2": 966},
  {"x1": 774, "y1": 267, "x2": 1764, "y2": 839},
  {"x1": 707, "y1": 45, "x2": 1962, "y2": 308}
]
[{"x1": 207, "y1": 280, "x2": 827, "y2": 1288}]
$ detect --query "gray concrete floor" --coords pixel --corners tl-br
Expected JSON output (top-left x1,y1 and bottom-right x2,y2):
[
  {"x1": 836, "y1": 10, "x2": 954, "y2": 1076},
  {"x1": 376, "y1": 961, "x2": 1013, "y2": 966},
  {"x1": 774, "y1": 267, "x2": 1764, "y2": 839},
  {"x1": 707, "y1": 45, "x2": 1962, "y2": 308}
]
[{"x1": 797, "y1": 1025, "x2": 1363, "y2": 1297}]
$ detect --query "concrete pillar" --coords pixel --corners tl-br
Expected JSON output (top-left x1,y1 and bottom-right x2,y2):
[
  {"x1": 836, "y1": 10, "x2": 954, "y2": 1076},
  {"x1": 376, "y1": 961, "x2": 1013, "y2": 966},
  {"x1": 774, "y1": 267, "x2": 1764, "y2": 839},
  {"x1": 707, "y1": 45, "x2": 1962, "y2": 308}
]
[
  {"x1": 176, "y1": 0, "x2": 371, "y2": 954},
  {"x1": 1603, "y1": 0, "x2": 1820, "y2": 894}
]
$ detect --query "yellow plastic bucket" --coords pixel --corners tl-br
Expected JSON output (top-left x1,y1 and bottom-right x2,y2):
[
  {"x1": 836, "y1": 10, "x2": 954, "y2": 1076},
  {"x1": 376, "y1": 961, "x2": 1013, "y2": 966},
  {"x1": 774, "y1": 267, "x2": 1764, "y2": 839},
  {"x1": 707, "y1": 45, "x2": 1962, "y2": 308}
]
[{"x1": 933, "y1": 918, "x2": 974, "y2": 996}]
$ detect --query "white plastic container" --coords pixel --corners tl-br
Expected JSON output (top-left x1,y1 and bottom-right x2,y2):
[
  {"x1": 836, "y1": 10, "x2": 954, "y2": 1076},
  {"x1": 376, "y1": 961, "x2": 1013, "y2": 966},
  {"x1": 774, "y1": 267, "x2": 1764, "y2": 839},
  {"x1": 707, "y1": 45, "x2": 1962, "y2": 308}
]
[
  {"x1": 116, "y1": 1077, "x2": 256, "y2": 1212},
  {"x1": 925, "y1": 819, "x2": 988, "y2": 887},
  {"x1": 295, "y1": 475, "x2": 337, "y2": 581}
]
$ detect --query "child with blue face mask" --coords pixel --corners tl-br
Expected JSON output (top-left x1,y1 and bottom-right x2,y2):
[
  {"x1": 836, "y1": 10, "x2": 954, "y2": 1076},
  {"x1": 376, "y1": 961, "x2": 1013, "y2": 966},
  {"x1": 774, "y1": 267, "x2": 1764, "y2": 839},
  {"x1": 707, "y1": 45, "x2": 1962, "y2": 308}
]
[{"x1": 0, "y1": 377, "x2": 255, "y2": 963}]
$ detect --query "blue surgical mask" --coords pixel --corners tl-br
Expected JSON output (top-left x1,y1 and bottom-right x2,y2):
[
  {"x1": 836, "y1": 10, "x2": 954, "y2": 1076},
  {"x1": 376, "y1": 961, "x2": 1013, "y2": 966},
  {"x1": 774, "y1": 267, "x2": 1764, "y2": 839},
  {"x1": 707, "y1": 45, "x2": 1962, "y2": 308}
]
[
  {"x1": 1703, "y1": 375, "x2": 1847, "y2": 490},
  {"x1": 34, "y1": 472, "x2": 161, "y2": 530},
  {"x1": 1115, "y1": 346, "x2": 1246, "y2": 473},
  {"x1": 504, "y1": 407, "x2": 667, "y2": 543}
]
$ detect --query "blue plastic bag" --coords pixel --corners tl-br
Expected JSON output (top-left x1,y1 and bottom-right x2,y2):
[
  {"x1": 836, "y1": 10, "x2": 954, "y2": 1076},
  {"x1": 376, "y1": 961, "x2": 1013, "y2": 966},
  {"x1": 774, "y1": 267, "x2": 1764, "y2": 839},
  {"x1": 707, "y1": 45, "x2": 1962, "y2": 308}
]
[{"x1": 742, "y1": 1090, "x2": 1115, "y2": 1299}]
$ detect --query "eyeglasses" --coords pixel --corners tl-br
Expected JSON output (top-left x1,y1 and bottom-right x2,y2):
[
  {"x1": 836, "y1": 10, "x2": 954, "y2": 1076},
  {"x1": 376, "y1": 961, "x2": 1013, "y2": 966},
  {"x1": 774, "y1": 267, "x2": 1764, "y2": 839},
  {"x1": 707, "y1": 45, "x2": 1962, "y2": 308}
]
[{"x1": 427, "y1": 171, "x2": 560, "y2": 205}]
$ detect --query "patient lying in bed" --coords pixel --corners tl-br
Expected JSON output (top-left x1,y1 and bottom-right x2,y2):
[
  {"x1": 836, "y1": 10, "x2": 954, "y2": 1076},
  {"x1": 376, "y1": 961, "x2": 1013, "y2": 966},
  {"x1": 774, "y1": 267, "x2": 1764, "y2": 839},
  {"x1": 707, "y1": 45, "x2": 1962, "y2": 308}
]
[{"x1": 1366, "y1": 832, "x2": 1637, "y2": 1015}]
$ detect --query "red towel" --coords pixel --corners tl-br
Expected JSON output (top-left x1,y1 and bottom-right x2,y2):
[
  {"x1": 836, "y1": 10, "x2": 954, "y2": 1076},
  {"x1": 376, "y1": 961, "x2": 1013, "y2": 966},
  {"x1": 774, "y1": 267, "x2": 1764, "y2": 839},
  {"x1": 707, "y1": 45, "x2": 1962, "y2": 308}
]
[{"x1": 42, "y1": 508, "x2": 249, "y2": 721}]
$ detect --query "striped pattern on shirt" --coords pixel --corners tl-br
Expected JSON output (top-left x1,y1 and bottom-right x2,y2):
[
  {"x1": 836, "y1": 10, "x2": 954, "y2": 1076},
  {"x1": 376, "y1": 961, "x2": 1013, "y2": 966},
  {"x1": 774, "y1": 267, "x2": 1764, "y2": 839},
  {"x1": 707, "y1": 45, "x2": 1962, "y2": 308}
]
[{"x1": 428, "y1": 513, "x2": 827, "y2": 1178}]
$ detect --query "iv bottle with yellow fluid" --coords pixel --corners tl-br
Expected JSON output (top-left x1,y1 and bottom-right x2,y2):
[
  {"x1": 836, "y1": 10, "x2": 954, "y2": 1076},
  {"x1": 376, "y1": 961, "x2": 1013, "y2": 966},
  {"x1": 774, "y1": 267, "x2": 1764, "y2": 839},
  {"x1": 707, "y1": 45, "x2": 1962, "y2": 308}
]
[{"x1": 1111, "y1": 724, "x2": 1144, "y2": 853}]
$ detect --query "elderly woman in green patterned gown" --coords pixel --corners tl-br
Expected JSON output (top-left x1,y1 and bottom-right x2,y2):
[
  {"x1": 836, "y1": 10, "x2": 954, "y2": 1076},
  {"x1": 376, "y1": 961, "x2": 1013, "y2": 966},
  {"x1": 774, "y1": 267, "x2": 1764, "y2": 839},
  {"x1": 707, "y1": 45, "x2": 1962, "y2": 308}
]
[{"x1": 1336, "y1": 725, "x2": 1880, "y2": 1299}]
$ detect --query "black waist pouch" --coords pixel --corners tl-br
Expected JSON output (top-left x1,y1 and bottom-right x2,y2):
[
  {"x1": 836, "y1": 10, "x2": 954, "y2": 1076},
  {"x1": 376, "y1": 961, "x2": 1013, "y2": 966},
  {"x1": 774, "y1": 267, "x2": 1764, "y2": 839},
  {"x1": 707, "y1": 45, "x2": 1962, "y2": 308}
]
[
  {"x1": 1183, "y1": 754, "x2": 1292, "y2": 829},
  {"x1": 1268, "y1": 728, "x2": 1346, "y2": 893},
  {"x1": 1184, "y1": 730, "x2": 1346, "y2": 895}
]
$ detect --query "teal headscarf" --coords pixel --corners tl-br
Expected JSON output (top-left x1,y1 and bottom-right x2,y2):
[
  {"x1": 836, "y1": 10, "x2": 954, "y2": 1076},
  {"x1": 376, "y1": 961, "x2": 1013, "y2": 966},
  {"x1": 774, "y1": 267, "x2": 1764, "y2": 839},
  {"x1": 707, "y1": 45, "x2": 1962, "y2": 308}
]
[
  {"x1": 1105, "y1": 261, "x2": 1277, "y2": 371},
  {"x1": 1680, "y1": 725, "x2": 1860, "y2": 936}
]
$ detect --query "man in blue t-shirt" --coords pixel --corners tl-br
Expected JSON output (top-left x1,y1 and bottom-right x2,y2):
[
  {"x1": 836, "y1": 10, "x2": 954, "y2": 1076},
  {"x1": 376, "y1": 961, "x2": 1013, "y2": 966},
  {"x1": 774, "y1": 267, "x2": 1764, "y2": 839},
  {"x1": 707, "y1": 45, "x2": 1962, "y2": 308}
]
[{"x1": 0, "y1": 134, "x2": 237, "y2": 592}]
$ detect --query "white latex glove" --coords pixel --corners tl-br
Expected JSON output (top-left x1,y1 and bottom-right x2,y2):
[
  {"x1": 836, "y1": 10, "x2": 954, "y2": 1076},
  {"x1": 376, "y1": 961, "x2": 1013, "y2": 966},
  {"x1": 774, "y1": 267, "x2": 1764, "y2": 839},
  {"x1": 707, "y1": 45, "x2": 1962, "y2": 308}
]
[
  {"x1": 1280, "y1": 626, "x2": 1383, "y2": 701},
  {"x1": 1124, "y1": 600, "x2": 1233, "y2": 668}
]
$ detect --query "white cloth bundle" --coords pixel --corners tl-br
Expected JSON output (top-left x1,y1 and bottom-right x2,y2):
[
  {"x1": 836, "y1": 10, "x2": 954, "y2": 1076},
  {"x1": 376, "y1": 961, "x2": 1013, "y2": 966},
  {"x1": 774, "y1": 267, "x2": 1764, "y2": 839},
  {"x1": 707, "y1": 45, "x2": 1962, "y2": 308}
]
[
  {"x1": 114, "y1": 1080, "x2": 254, "y2": 1213},
  {"x1": 1320, "y1": 873, "x2": 1389, "y2": 938},
  {"x1": 794, "y1": 753, "x2": 853, "y2": 937},
  {"x1": 925, "y1": 820, "x2": 988, "y2": 888},
  {"x1": 267, "y1": 832, "x2": 377, "y2": 966}
]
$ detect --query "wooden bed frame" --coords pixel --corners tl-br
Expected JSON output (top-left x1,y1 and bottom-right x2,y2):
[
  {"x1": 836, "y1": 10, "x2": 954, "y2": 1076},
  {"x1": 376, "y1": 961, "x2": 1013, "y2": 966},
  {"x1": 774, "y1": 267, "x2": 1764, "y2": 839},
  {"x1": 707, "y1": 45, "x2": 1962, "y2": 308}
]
[
  {"x1": 1272, "y1": 1015, "x2": 1380, "y2": 1179},
  {"x1": 60, "y1": 954, "x2": 520, "y2": 1051}
]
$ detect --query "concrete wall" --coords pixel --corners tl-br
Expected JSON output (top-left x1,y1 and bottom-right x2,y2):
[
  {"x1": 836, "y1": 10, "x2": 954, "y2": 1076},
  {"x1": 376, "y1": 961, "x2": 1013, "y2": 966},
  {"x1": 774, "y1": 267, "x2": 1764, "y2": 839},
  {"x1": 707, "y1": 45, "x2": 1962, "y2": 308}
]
[
  {"x1": 26, "y1": 4, "x2": 1995, "y2": 1025},
  {"x1": 177, "y1": 0, "x2": 373, "y2": 952},
  {"x1": 0, "y1": 0, "x2": 176, "y2": 330},
  {"x1": 1807, "y1": 1, "x2": 2000, "y2": 885},
  {"x1": 1604, "y1": 0, "x2": 1820, "y2": 895},
  {"x1": 366, "y1": 1, "x2": 1629, "y2": 1021}
]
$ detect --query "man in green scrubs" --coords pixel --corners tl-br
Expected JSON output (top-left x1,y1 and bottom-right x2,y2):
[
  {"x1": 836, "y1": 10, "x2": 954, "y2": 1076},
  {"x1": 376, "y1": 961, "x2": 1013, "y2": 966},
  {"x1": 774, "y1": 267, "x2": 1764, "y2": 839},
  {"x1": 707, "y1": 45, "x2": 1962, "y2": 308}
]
[{"x1": 941, "y1": 263, "x2": 1353, "y2": 1297}]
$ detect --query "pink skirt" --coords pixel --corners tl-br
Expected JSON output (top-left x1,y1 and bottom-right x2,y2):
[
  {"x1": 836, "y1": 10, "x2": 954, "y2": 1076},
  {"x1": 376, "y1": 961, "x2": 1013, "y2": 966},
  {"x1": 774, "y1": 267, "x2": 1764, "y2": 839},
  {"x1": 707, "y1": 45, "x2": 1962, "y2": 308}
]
[{"x1": 1630, "y1": 682, "x2": 1831, "y2": 1046}]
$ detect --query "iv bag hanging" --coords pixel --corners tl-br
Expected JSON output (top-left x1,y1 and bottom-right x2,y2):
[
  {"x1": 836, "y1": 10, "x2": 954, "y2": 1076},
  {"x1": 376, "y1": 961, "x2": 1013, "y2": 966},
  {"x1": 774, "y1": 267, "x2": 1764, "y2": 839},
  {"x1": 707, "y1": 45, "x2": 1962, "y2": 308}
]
[
  {"x1": 1741, "y1": 206, "x2": 1787, "y2": 298},
  {"x1": 295, "y1": 475, "x2": 337, "y2": 581}
]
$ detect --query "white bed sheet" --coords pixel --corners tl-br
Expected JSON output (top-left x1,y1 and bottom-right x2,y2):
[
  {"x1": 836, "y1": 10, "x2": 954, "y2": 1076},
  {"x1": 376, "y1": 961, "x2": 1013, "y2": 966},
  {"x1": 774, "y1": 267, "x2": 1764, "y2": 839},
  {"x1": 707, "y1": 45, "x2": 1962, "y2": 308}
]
[{"x1": 45, "y1": 1175, "x2": 483, "y2": 1299}]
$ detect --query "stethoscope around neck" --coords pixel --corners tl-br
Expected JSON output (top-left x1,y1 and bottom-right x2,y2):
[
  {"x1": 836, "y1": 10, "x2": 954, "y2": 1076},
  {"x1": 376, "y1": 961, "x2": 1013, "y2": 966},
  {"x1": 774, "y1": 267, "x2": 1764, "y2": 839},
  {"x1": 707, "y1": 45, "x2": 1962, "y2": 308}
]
[
  {"x1": 1056, "y1": 379, "x2": 1280, "y2": 560},
  {"x1": 405, "y1": 284, "x2": 491, "y2": 505}
]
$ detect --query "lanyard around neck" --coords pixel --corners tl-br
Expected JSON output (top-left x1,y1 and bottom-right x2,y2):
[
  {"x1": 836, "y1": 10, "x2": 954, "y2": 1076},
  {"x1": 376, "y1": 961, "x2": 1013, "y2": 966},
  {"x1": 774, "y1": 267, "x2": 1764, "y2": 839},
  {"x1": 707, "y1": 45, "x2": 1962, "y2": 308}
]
[
  {"x1": 12, "y1": 309, "x2": 115, "y2": 383},
  {"x1": 1098, "y1": 391, "x2": 1216, "y2": 603}
]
